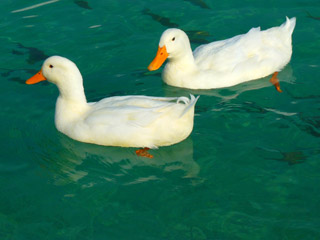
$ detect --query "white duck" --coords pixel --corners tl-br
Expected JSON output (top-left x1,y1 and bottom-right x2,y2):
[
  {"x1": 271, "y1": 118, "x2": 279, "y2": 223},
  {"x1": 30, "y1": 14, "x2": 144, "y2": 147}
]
[
  {"x1": 148, "y1": 17, "x2": 296, "y2": 92},
  {"x1": 26, "y1": 56, "x2": 198, "y2": 158}
]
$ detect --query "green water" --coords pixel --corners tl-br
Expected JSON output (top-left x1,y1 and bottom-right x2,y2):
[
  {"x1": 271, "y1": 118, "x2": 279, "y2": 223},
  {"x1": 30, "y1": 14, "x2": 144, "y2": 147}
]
[{"x1": 1, "y1": 0, "x2": 320, "y2": 239}]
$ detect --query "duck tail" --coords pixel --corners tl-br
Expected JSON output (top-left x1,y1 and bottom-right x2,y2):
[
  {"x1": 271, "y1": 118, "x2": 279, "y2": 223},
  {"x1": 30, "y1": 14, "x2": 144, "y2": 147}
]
[
  {"x1": 283, "y1": 16, "x2": 296, "y2": 35},
  {"x1": 179, "y1": 94, "x2": 199, "y2": 117}
]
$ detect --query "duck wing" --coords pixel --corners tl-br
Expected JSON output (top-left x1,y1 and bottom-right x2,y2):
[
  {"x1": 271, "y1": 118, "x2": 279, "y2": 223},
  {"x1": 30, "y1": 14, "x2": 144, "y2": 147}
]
[
  {"x1": 193, "y1": 17, "x2": 296, "y2": 73},
  {"x1": 84, "y1": 95, "x2": 185, "y2": 128},
  {"x1": 193, "y1": 27, "x2": 263, "y2": 72}
]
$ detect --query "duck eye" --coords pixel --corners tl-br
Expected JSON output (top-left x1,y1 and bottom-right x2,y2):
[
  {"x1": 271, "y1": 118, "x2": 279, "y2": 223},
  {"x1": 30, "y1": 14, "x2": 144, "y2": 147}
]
[
  {"x1": 172, "y1": 37, "x2": 175, "y2": 41},
  {"x1": 49, "y1": 65, "x2": 53, "y2": 68}
]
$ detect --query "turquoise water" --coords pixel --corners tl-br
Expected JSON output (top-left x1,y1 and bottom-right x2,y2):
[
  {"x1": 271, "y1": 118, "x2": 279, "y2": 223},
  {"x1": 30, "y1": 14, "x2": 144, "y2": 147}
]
[{"x1": 1, "y1": 0, "x2": 320, "y2": 239}]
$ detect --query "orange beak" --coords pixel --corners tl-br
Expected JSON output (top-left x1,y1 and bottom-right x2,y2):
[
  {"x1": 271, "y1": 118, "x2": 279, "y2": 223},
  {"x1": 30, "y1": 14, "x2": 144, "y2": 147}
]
[
  {"x1": 148, "y1": 45, "x2": 168, "y2": 71},
  {"x1": 26, "y1": 70, "x2": 46, "y2": 84}
]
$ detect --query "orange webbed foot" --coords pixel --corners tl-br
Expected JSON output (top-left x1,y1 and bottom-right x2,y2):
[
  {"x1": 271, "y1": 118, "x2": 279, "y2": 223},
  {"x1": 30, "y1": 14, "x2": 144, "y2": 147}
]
[
  {"x1": 269, "y1": 72, "x2": 282, "y2": 93},
  {"x1": 135, "y1": 147, "x2": 154, "y2": 158}
]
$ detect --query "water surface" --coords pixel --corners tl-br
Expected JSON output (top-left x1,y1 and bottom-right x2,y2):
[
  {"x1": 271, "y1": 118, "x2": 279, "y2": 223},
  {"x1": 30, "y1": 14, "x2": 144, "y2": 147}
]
[{"x1": 1, "y1": 0, "x2": 320, "y2": 239}]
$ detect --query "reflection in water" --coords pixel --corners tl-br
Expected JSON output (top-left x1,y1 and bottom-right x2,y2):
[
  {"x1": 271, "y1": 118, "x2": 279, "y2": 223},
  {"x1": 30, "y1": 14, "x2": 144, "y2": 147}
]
[
  {"x1": 162, "y1": 65, "x2": 295, "y2": 100},
  {"x1": 130, "y1": 69, "x2": 161, "y2": 79},
  {"x1": 34, "y1": 133, "x2": 200, "y2": 187},
  {"x1": 11, "y1": 0, "x2": 60, "y2": 13}
]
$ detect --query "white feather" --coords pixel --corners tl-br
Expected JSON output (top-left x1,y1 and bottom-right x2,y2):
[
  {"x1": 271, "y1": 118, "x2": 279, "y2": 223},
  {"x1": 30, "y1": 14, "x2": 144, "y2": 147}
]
[
  {"x1": 29, "y1": 56, "x2": 199, "y2": 149},
  {"x1": 153, "y1": 17, "x2": 296, "y2": 89}
]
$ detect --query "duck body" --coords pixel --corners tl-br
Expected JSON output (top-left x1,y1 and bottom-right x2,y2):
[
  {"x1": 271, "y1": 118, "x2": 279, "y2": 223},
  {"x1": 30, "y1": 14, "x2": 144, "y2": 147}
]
[
  {"x1": 56, "y1": 94, "x2": 198, "y2": 148},
  {"x1": 27, "y1": 56, "x2": 198, "y2": 149},
  {"x1": 149, "y1": 17, "x2": 296, "y2": 89}
]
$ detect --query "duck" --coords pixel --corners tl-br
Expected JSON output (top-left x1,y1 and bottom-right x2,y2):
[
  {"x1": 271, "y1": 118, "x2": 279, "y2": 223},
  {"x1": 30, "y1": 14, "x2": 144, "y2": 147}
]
[
  {"x1": 148, "y1": 17, "x2": 296, "y2": 92},
  {"x1": 26, "y1": 56, "x2": 199, "y2": 158}
]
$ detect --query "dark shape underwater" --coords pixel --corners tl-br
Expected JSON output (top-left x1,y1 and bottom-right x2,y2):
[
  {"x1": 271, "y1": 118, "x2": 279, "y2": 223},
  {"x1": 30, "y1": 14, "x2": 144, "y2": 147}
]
[
  {"x1": 0, "y1": 68, "x2": 48, "y2": 85},
  {"x1": 184, "y1": 0, "x2": 210, "y2": 9},
  {"x1": 142, "y1": 8, "x2": 179, "y2": 28},
  {"x1": 74, "y1": 0, "x2": 92, "y2": 10},
  {"x1": 277, "y1": 151, "x2": 306, "y2": 165},
  {"x1": 306, "y1": 11, "x2": 320, "y2": 20},
  {"x1": 256, "y1": 147, "x2": 306, "y2": 165},
  {"x1": 13, "y1": 43, "x2": 49, "y2": 64},
  {"x1": 142, "y1": 9, "x2": 211, "y2": 44},
  {"x1": 186, "y1": 30, "x2": 211, "y2": 44}
]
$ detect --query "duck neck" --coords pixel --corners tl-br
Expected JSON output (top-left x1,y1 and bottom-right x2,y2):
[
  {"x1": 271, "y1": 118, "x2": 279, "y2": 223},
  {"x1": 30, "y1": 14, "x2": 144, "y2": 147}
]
[
  {"x1": 54, "y1": 75, "x2": 89, "y2": 132},
  {"x1": 56, "y1": 74, "x2": 88, "y2": 106},
  {"x1": 170, "y1": 48, "x2": 197, "y2": 71}
]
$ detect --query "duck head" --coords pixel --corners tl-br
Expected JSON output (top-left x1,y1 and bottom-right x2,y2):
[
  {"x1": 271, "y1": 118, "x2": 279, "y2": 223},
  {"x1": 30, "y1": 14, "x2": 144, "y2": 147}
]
[
  {"x1": 26, "y1": 56, "x2": 86, "y2": 101},
  {"x1": 26, "y1": 56, "x2": 83, "y2": 87},
  {"x1": 148, "y1": 28, "x2": 191, "y2": 71}
]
